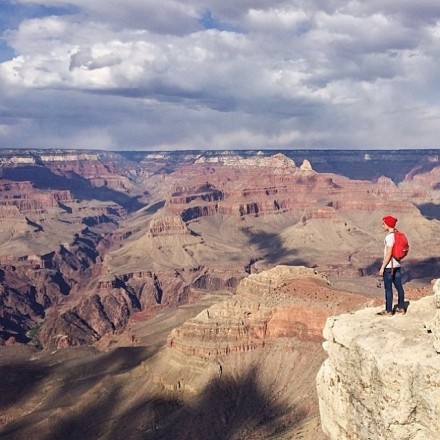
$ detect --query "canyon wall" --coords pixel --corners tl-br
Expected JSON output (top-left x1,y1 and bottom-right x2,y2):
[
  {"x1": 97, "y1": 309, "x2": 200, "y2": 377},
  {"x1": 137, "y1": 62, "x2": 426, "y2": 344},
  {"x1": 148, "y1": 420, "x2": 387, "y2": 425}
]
[
  {"x1": 2, "y1": 148, "x2": 440, "y2": 348},
  {"x1": 317, "y1": 280, "x2": 440, "y2": 440}
]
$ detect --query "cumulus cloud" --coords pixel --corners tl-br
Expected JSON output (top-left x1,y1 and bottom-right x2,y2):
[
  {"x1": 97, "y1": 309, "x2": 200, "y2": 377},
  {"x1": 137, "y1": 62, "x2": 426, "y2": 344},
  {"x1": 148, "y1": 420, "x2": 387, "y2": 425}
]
[{"x1": 0, "y1": 0, "x2": 439, "y2": 150}]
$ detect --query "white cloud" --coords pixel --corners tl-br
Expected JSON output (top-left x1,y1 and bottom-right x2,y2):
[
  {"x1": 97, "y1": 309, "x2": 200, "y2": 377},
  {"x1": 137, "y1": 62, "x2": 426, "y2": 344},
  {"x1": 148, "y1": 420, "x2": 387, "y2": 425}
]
[
  {"x1": 0, "y1": 1, "x2": 440, "y2": 150},
  {"x1": 246, "y1": 7, "x2": 309, "y2": 31}
]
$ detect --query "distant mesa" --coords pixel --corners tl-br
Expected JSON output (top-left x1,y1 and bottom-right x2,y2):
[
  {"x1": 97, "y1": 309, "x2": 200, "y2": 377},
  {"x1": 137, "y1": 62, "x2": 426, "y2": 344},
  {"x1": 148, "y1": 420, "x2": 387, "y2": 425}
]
[
  {"x1": 0, "y1": 151, "x2": 99, "y2": 165},
  {"x1": 195, "y1": 152, "x2": 297, "y2": 168},
  {"x1": 40, "y1": 153, "x2": 99, "y2": 162},
  {"x1": 0, "y1": 155, "x2": 35, "y2": 164}
]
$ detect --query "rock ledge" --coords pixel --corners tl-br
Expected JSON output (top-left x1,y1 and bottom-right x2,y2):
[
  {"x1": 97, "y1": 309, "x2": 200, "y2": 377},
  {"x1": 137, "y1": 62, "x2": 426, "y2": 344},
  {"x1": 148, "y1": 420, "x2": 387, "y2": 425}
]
[{"x1": 317, "y1": 285, "x2": 440, "y2": 440}]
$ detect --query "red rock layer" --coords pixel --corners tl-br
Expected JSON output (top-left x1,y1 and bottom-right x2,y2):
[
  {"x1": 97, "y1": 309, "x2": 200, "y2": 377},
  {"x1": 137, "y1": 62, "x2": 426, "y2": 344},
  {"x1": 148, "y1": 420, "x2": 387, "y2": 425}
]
[{"x1": 167, "y1": 266, "x2": 373, "y2": 360}]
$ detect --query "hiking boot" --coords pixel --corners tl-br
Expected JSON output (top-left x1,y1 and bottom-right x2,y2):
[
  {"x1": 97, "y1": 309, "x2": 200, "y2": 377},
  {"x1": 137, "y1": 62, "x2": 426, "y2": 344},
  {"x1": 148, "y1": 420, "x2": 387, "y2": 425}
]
[
  {"x1": 376, "y1": 310, "x2": 393, "y2": 316},
  {"x1": 395, "y1": 308, "x2": 406, "y2": 315}
]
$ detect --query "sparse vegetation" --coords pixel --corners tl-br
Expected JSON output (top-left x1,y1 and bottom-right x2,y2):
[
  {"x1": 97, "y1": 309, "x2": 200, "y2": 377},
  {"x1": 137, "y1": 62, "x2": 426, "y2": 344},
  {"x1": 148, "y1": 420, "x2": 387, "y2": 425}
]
[{"x1": 26, "y1": 322, "x2": 44, "y2": 349}]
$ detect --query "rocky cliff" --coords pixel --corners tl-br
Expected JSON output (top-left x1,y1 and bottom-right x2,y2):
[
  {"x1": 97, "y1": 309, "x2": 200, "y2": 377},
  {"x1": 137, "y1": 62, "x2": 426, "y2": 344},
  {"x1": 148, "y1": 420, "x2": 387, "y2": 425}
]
[
  {"x1": 166, "y1": 266, "x2": 373, "y2": 360},
  {"x1": 317, "y1": 280, "x2": 440, "y2": 440}
]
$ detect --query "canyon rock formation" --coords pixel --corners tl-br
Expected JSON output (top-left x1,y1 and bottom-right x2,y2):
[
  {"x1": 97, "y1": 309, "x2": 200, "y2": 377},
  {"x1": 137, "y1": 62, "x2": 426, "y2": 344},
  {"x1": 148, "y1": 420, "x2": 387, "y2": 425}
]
[
  {"x1": 166, "y1": 265, "x2": 372, "y2": 360},
  {"x1": 317, "y1": 280, "x2": 440, "y2": 440},
  {"x1": 1, "y1": 148, "x2": 440, "y2": 349},
  {"x1": 431, "y1": 279, "x2": 440, "y2": 353},
  {"x1": 0, "y1": 264, "x2": 377, "y2": 440}
]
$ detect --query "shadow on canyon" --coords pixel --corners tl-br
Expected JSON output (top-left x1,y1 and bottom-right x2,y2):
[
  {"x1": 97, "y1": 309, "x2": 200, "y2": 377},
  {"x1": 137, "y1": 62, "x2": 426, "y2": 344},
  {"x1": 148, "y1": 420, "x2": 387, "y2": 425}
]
[
  {"x1": 404, "y1": 257, "x2": 440, "y2": 281},
  {"x1": 149, "y1": 365, "x2": 306, "y2": 440},
  {"x1": 418, "y1": 203, "x2": 440, "y2": 221},
  {"x1": 0, "y1": 350, "x2": 306, "y2": 440},
  {"x1": 363, "y1": 257, "x2": 440, "y2": 283},
  {"x1": 0, "y1": 346, "x2": 155, "y2": 414},
  {"x1": 243, "y1": 229, "x2": 309, "y2": 266},
  {"x1": 1, "y1": 166, "x2": 144, "y2": 213}
]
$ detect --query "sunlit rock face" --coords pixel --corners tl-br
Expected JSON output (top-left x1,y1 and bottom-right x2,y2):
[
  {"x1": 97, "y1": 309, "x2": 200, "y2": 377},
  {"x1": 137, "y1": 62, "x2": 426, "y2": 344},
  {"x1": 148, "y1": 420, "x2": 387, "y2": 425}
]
[
  {"x1": 194, "y1": 152, "x2": 297, "y2": 169},
  {"x1": 167, "y1": 153, "x2": 325, "y2": 220},
  {"x1": 167, "y1": 265, "x2": 372, "y2": 360},
  {"x1": 0, "y1": 180, "x2": 72, "y2": 215},
  {"x1": 317, "y1": 281, "x2": 440, "y2": 440},
  {"x1": 146, "y1": 214, "x2": 190, "y2": 237},
  {"x1": 430, "y1": 279, "x2": 440, "y2": 353}
]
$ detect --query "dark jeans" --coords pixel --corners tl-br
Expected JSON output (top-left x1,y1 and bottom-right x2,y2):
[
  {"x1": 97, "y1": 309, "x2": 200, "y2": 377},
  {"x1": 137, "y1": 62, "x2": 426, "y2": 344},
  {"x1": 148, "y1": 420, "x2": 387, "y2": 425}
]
[{"x1": 383, "y1": 267, "x2": 405, "y2": 312}]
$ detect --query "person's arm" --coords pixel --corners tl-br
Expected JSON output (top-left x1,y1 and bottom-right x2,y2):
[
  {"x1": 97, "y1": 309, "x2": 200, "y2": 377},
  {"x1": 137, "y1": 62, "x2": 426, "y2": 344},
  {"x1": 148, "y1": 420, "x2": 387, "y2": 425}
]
[{"x1": 379, "y1": 245, "x2": 393, "y2": 275}]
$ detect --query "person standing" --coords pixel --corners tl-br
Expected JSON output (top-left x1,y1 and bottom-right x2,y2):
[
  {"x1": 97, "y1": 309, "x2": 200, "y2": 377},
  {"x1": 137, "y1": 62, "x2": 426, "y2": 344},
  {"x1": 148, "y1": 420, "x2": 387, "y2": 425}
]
[{"x1": 377, "y1": 215, "x2": 406, "y2": 316}]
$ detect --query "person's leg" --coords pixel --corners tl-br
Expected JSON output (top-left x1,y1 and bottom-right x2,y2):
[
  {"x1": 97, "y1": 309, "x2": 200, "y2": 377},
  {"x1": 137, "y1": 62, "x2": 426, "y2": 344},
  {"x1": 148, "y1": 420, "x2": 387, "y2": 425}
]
[
  {"x1": 392, "y1": 268, "x2": 405, "y2": 309},
  {"x1": 383, "y1": 269, "x2": 393, "y2": 312}
]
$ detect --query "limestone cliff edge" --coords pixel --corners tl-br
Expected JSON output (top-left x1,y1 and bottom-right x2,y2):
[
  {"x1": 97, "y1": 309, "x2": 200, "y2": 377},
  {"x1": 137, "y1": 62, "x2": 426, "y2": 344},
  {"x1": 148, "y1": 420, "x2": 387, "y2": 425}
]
[{"x1": 317, "y1": 279, "x2": 440, "y2": 440}]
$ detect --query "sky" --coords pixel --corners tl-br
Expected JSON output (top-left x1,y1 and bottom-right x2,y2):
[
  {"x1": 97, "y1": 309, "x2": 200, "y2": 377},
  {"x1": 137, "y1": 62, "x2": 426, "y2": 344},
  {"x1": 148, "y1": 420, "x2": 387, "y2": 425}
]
[{"x1": 0, "y1": 0, "x2": 440, "y2": 151}]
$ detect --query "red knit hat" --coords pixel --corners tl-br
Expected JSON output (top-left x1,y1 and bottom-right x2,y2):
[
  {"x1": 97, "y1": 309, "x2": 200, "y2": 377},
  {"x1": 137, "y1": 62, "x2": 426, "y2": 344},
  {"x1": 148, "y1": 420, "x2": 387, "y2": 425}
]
[{"x1": 383, "y1": 215, "x2": 397, "y2": 228}]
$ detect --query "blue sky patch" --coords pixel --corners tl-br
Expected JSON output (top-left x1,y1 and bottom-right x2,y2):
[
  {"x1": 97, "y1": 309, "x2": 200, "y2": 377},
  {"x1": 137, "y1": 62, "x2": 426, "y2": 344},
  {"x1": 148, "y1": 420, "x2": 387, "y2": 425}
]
[
  {"x1": 0, "y1": 1, "x2": 78, "y2": 61},
  {"x1": 200, "y1": 10, "x2": 244, "y2": 33},
  {"x1": 0, "y1": 39, "x2": 15, "y2": 62},
  {"x1": 0, "y1": 1, "x2": 78, "y2": 33}
]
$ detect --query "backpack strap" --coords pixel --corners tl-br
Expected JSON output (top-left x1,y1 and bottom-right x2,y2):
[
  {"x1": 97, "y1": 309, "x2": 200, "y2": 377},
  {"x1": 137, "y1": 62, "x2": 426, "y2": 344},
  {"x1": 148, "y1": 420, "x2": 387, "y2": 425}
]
[{"x1": 389, "y1": 229, "x2": 395, "y2": 275}]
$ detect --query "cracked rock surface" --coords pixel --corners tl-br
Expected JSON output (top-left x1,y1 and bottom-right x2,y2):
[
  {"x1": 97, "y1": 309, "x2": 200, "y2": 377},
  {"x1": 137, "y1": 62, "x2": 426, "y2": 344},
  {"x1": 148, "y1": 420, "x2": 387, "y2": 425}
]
[{"x1": 317, "y1": 282, "x2": 440, "y2": 440}]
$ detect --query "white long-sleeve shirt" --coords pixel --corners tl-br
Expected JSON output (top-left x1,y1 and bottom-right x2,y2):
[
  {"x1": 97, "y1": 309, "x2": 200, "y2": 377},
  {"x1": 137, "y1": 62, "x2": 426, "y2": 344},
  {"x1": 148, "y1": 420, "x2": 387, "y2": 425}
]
[{"x1": 384, "y1": 232, "x2": 401, "y2": 269}]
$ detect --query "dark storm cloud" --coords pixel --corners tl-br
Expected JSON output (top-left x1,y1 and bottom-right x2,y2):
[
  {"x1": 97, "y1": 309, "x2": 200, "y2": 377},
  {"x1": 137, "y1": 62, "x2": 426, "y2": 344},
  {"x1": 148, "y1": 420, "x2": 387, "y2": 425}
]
[{"x1": 0, "y1": 0, "x2": 440, "y2": 150}]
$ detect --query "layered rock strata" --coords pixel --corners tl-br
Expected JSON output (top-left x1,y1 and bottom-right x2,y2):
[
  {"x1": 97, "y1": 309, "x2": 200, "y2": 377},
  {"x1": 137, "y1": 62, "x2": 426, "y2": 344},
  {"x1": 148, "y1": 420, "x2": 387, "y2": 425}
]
[
  {"x1": 37, "y1": 265, "x2": 247, "y2": 349},
  {"x1": 2, "y1": 148, "x2": 440, "y2": 352},
  {"x1": 0, "y1": 230, "x2": 102, "y2": 345},
  {"x1": 138, "y1": 265, "x2": 375, "y2": 439},
  {"x1": 167, "y1": 265, "x2": 371, "y2": 361},
  {"x1": 194, "y1": 152, "x2": 298, "y2": 168},
  {"x1": 317, "y1": 283, "x2": 440, "y2": 440},
  {"x1": 147, "y1": 214, "x2": 190, "y2": 237},
  {"x1": 161, "y1": 152, "x2": 422, "y2": 228}
]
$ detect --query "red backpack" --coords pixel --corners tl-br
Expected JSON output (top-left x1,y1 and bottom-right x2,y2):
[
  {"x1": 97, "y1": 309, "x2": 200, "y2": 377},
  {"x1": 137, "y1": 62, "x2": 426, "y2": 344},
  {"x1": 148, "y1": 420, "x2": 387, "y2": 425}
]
[{"x1": 392, "y1": 230, "x2": 409, "y2": 260}]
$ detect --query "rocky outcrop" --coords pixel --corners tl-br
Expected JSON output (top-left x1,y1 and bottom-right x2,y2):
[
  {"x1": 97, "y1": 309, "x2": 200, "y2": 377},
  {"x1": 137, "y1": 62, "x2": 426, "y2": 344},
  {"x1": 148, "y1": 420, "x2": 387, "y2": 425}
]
[
  {"x1": 428, "y1": 279, "x2": 440, "y2": 353},
  {"x1": 0, "y1": 180, "x2": 71, "y2": 216},
  {"x1": 167, "y1": 266, "x2": 371, "y2": 360},
  {"x1": 0, "y1": 229, "x2": 102, "y2": 345},
  {"x1": 191, "y1": 268, "x2": 244, "y2": 291},
  {"x1": 194, "y1": 152, "x2": 297, "y2": 168},
  {"x1": 317, "y1": 282, "x2": 440, "y2": 440},
  {"x1": 300, "y1": 159, "x2": 313, "y2": 171},
  {"x1": 38, "y1": 269, "x2": 194, "y2": 349},
  {"x1": 147, "y1": 214, "x2": 190, "y2": 237}
]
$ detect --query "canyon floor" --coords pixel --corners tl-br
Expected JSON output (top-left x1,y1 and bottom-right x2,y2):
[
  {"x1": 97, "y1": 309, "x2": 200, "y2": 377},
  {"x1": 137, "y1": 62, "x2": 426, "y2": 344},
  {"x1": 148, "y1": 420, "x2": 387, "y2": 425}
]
[{"x1": 0, "y1": 272, "x2": 432, "y2": 440}]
